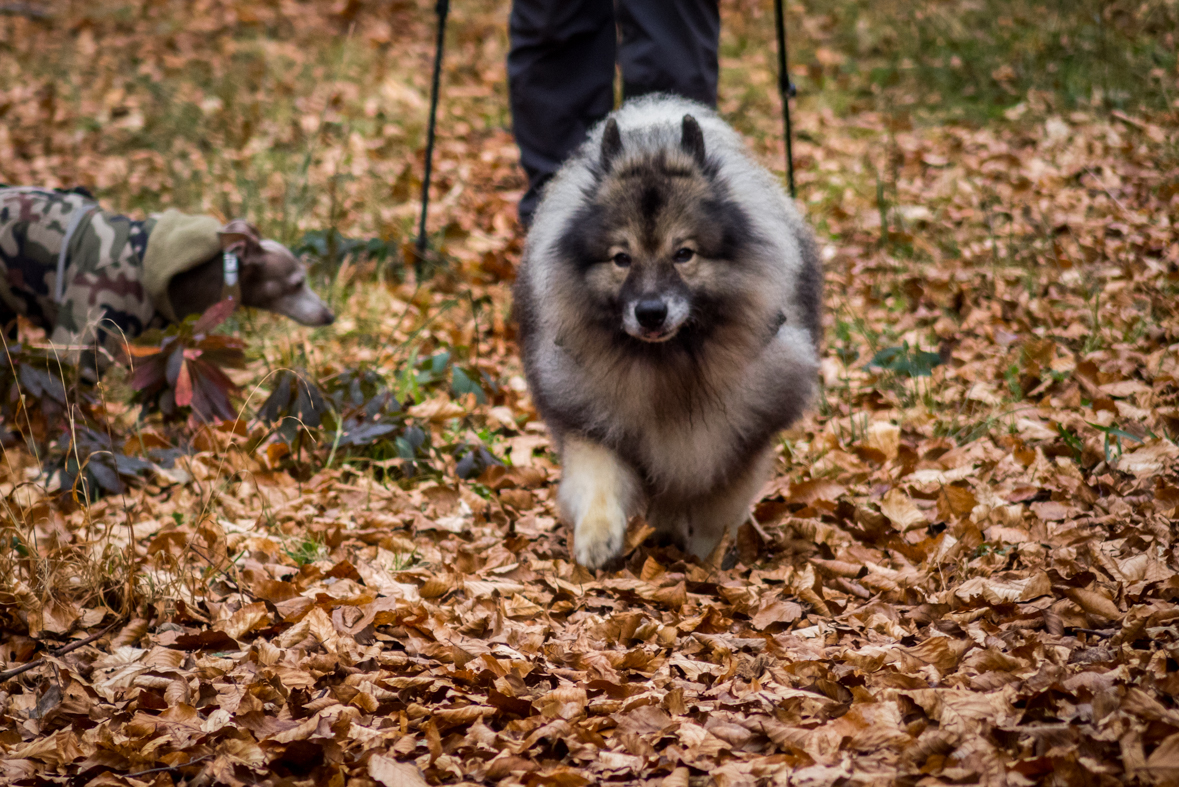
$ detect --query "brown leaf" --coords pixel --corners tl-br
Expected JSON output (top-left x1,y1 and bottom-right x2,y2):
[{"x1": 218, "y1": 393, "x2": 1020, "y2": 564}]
[
  {"x1": 1064, "y1": 587, "x2": 1121, "y2": 621},
  {"x1": 1030, "y1": 500, "x2": 1070, "y2": 522},
  {"x1": 419, "y1": 576, "x2": 453, "y2": 598},
  {"x1": 110, "y1": 618, "x2": 149, "y2": 649},
  {"x1": 866, "y1": 420, "x2": 900, "y2": 461},
  {"x1": 640, "y1": 556, "x2": 667, "y2": 583},
  {"x1": 1145, "y1": 732, "x2": 1179, "y2": 773},
  {"x1": 1117, "y1": 441, "x2": 1179, "y2": 477},
  {"x1": 305, "y1": 607, "x2": 341, "y2": 653},
  {"x1": 174, "y1": 359, "x2": 194, "y2": 407},
  {"x1": 903, "y1": 636, "x2": 970, "y2": 673},
  {"x1": 407, "y1": 398, "x2": 466, "y2": 422},
  {"x1": 219, "y1": 602, "x2": 271, "y2": 641},
  {"x1": 651, "y1": 582, "x2": 687, "y2": 610},
  {"x1": 954, "y1": 573, "x2": 1051, "y2": 605},
  {"x1": 880, "y1": 488, "x2": 926, "y2": 531},
  {"x1": 369, "y1": 754, "x2": 429, "y2": 787},
  {"x1": 938, "y1": 485, "x2": 977, "y2": 519},
  {"x1": 536, "y1": 687, "x2": 587, "y2": 720},
  {"x1": 811, "y1": 558, "x2": 864, "y2": 578},
  {"x1": 751, "y1": 598, "x2": 802, "y2": 630},
  {"x1": 787, "y1": 480, "x2": 847, "y2": 506}
]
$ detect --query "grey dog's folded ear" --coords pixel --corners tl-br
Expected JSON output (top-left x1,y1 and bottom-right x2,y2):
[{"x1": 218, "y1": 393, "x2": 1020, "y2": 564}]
[
  {"x1": 601, "y1": 117, "x2": 623, "y2": 169},
  {"x1": 681, "y1": 115, "x2": 706, "y2": 167},
  {"x1": 218, "y1": 219, "x2": 264, "y2": 255}
]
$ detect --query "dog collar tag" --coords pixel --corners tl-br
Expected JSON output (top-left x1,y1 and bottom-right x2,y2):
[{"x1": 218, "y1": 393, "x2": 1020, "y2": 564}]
[
  {"x1": 223, "y1": 250, "x2": 239, "y2": 288},
  {"x1": 222, "y1": 250, "x2": 242, "y2": 306}
]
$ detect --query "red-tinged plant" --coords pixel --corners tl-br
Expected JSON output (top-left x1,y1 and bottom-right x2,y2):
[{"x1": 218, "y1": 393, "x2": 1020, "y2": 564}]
[{"x1": 127, "y1": 300, "x2": 246, "y2": 423}]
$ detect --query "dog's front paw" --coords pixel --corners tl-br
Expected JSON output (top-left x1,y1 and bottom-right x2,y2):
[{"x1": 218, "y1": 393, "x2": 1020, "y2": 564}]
[{"x1": 573, "y1": 505, "x2": 626, "y2": 569}]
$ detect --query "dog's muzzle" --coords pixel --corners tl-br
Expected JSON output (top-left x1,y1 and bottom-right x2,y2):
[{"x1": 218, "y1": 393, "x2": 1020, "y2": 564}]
[
  {"x1": 273, "y1": 288, "x2": 336, "y2": 326},
  {"x1": 624, "y1": 296, "x2": 689, "y2": 342}
]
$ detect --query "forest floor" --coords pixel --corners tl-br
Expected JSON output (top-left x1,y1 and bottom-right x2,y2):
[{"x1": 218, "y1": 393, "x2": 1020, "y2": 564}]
[{"x1": 2, "y1": 1, "x2": 1179, "y2": 785}]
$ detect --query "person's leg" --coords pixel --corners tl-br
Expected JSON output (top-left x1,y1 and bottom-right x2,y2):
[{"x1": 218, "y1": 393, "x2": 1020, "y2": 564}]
[
  {"x1": 616, "y1": 0, "x2": 721, "y2": 107},
  {"x1": 508, "y1": 0, "x2": 616, "y2": 227}
]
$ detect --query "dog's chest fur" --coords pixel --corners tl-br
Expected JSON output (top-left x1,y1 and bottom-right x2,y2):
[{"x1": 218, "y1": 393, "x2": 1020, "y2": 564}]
[{"x1": 547, "y1": 321, "x2": 817, "y2": 496}]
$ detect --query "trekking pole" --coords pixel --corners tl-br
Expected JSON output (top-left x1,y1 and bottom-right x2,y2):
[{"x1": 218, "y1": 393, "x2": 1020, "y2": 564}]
[
  {"x1": 414, "y1": 0, "x2": 450, "y2": 279},
  {"x1": 773, "y1": 0, "x2": 797, "y2": 198}
]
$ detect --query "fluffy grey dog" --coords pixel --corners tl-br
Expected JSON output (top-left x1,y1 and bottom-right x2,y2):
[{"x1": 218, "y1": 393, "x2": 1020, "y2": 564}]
[{"x1": 514, "y1": 95, "x2": 822, "y2": 569}]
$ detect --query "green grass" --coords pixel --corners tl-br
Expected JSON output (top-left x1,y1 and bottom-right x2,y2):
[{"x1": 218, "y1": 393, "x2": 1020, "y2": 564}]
[
  {"x1": 284, "y1": 535, "x2": 327, "y2": 567},
  {"x1": 795, "y1": 0, "x2": 1176, "y2": 119},
  {"x1": 721, "y1": 0, "x2": 1176, "y2": 155}
]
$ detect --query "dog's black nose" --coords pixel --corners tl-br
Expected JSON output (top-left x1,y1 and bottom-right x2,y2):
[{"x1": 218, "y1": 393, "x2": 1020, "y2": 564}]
[{"x1": 635, "y1": 299, "x2": 668, "y2": 329}]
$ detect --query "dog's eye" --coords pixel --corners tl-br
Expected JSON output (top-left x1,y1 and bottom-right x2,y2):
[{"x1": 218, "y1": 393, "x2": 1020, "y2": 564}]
[
  {"x1": 673, "y1": 247, "x2": 694, "y2": 263},
  {"x1": 613, "y1": 252, "x2": 632, "y2": 268}
]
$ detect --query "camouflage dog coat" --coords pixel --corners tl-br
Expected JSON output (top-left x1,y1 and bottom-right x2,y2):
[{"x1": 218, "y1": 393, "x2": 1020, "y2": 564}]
[{"x1": 0, "y1": 186, "x2": 223, "y2": 368}]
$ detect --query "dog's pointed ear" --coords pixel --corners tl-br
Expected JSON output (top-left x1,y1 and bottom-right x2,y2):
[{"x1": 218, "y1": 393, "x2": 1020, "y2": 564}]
[
  {"x1": 681, "y1": 114, "x2": 706, "y2": 167},
  {"x1": 600, "y1": 117, "x2": 623, "y2": 169},
  {"x1": 218, "y1": 219, "x2": 263, "y2": 256}
]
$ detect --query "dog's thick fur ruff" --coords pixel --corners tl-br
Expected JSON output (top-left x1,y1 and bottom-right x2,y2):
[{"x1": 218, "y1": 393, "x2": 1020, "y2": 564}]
[{"x1": 514, "y1": 95, "x2": 822, "y2": 568}]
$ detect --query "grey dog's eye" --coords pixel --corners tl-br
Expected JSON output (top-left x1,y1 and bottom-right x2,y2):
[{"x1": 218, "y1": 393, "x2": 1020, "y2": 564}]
[
  {"x1": 673, "y1": 247, "x2": 694, "y2": 263},
  {"x1": 613, "y1": 252, "x2": 632, "y2": 267}
]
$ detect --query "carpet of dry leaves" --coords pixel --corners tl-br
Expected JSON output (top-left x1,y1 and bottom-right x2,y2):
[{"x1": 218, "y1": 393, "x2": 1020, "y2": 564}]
[{"x1": 3, "y1": 1, "x2": 1179, "y2": 786}]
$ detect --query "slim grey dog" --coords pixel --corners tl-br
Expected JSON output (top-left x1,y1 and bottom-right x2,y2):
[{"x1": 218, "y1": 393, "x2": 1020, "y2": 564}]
[
  {"x1": 0, "y1": 186, "x2": 333, "y2": 374},
  {"x1": 514, "y1": 95, "x2": 822, "y2": 568}
]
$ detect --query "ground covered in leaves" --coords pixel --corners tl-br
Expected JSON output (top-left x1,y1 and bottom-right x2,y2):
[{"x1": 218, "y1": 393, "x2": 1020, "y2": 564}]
[{"x1": 3, "y1": 1, "x2": 1179, "y2": 785}]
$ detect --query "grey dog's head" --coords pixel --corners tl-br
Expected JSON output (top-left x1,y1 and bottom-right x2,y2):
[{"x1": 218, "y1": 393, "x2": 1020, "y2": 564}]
[
  {"x1": 218, "y1": 220, "x2": 335, "y2": 327},
  {"x1": 557, "y1": 114, "x2": 758, "y2": 349}
]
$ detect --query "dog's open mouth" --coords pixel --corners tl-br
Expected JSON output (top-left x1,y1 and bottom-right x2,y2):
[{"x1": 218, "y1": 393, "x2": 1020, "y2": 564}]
[{"x1": 637, "y1": 327, "x2": 677, "y2": 342}]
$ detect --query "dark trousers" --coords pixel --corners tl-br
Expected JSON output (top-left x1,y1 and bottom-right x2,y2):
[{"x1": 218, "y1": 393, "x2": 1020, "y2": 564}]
[{"x1": 508, "y1": 0, "x2": 721, "y2": 226}]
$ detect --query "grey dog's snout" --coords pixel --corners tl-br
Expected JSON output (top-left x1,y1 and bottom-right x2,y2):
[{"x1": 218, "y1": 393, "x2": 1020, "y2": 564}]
[{"x1": 635, "y1": 299, "x2": 668, "y2": 329}]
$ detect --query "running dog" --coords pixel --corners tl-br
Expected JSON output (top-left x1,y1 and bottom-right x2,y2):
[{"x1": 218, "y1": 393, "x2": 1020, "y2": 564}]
[{"x1": 514, "y1": 95, "x2": 822, "y2": 568}]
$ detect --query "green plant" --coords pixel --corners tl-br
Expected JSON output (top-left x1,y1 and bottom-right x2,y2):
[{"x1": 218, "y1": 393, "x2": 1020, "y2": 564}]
[
  {"x1": 1004, "y1": 363, "x2": 1023, "y2": 400},
  {"x1": 128, "y1": 301, "x2": 247, "y2": 423},
  {"x1": 48, "y1": 426, "x2": 154, "y2": 501},
  {"x1": 868, "y1": 342, "x2": 944, "y2": 378},
  {"x1": 0, "y1": 339, "x2": 95, "y2": 443},
  {"x1": 1087, "y1": 421, "x2": 1145, "y2": 463},
  {"x1": 1056, "y1": 423, "x2": 1085, "y2": 464},
  {"x1": 256, "y1": 363, "x2": 502, "y2": 480},
  {"x1": 866, "y1": 340, "x2": 944, "y2": 408},
  {"x1": 285, "y1": 536, "x2": 326, "y2": 566},
  {"x1": 387, "y1": 549, "x2": 419, "y2": 572},
  {"x1": 1081, "y1": 285, "x2": 1105, "y2": 354}
]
